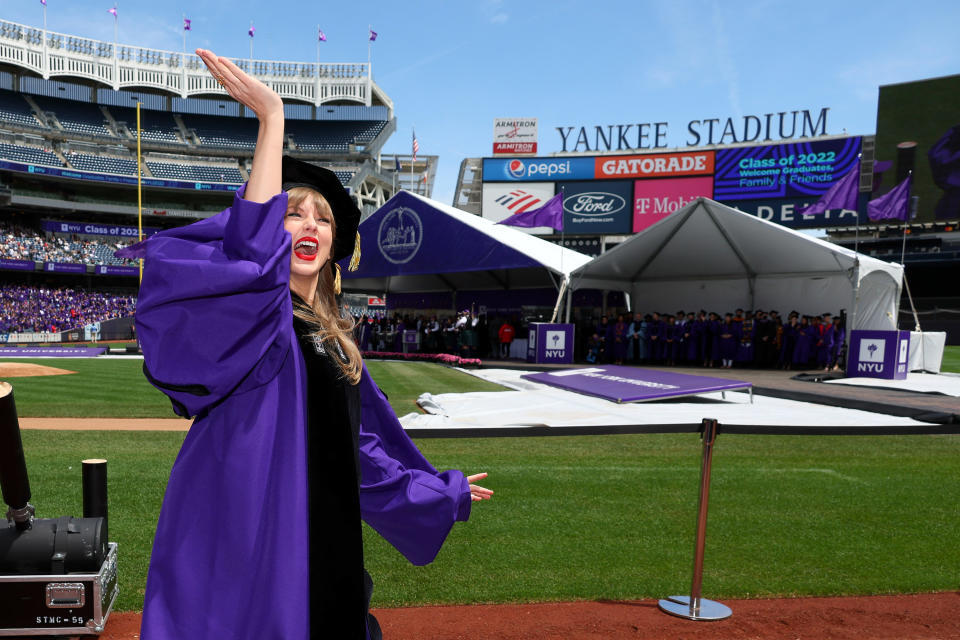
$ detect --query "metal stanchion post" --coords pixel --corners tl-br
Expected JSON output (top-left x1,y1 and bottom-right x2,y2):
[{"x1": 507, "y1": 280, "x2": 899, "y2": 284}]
[{"x1": 658, "y1": 418, "x2": 732, "y2": 621}]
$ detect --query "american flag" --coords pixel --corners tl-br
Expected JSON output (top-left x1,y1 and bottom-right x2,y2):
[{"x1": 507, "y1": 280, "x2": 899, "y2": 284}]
[{"x1": 412, "y1": 129, "x2": 419, "y2": 161}]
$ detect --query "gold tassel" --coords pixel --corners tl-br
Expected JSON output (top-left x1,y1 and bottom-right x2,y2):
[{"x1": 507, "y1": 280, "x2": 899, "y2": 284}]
[
  {"x1": 348, "y1": 231, "x2": 361, "y2": 272},
  {"x1": 334, "y1": 263, "x2": 342, "y2": 295}
]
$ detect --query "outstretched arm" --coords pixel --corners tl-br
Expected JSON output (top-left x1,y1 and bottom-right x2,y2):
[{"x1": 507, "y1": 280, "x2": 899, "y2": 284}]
[{"x1": 197, "y1": 49, "x2": 284, "y2": 203}]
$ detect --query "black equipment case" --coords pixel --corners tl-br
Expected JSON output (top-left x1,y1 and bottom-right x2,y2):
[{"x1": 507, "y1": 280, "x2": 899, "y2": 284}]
[{"x1": 0, "y1": 542, "x2": 118, "y2": 636}]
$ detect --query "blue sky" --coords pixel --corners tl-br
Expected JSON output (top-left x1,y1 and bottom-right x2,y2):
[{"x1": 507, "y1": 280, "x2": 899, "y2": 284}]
[{"x1": 4, "y1": 0, "x2": 959, "y2": 204}]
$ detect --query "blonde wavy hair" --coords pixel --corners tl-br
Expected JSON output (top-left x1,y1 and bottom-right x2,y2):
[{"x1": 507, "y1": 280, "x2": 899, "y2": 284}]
[{"x1": 287, "y1": 186, "x2": 362, "y2": 385}]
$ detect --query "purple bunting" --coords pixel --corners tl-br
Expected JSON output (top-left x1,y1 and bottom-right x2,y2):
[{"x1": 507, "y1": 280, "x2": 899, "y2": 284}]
[
  {"x1": 497, "y1": 192, "x2": 564, "y2": 232},
  {"x1": 795, "y1": 165, "x2": 859, "y2": 216},
  {"x1": 867, "y1": 175, "x2": 911, "y2": 222}
]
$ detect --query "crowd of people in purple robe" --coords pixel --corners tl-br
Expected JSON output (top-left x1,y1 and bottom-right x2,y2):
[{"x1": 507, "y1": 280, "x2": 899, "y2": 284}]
[
  {"x1": 588, "y1": 308, "x2": 845, "y2": 371},
  {"x1": 1, "y1": 223, "x2": 138, "y2": 266},
  {"x1": 0, "y1": 285, "x2": 137, "y2": 333}
]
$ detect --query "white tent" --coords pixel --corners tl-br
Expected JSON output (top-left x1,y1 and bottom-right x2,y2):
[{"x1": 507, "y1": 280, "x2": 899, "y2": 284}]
[
  {"x1": 567, "y1": 198, "x2": 903, "y2": 331},
  {"x1": 342, "y1": 190, "x2": 591, "y2": 294}
]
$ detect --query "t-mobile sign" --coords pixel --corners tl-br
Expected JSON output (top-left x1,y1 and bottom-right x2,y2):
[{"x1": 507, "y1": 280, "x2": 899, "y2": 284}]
[
  {"x1": 846, "y1": 330, "x2": 910, "y2": 380},
  {"x1": 633, "y1": 176, "x2": 713, "y2": 232}
]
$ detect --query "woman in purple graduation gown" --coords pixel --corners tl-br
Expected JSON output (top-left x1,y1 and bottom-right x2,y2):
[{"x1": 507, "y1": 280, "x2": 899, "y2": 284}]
[{"x1": 129, "y1": 50, "x2": 492, "y2": 640}]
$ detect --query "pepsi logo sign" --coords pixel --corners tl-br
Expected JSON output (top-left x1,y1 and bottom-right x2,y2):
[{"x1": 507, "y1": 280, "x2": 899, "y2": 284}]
[
  {"x1": 507, "y1": 159, "x2": 526, "y2": 179},
  {"x1": 563, "y1": 192, "x2": 627, "y2": 216}
]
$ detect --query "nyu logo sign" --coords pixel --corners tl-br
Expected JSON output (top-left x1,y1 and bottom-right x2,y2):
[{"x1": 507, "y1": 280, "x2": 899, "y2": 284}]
[
  {"x1": 563, "y1": 192, "x2": 626, "y2": 217},
  {"x1": 377, "y1": 206, "x2": 423, "y2": 265},
  {"x1": 848, "y1": 331, "x2": 910, "y2": 380},
  {"x1": 545, "y1": 330, "x2": 566, "y2": 357}
]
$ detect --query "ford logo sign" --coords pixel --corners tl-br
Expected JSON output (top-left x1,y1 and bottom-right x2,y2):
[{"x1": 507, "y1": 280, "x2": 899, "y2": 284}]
[{"x1": 563, "y1": 192, "x2": 626, "y2": 216}]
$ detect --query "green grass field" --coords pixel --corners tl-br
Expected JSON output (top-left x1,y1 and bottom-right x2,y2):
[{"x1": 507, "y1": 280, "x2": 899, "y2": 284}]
[{"x1": 2, "y1": 352, "x2": 959, "y2": 611}]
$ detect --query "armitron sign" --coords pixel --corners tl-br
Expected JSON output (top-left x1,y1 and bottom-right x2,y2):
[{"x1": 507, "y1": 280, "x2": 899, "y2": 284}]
[{"x1": 494, "y1": 118, "x2": 538, "y2": 155}]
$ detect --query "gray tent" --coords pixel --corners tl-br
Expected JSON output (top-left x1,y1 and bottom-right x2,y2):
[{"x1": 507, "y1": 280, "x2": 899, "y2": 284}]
[{"x1": 566, "y1": 198, "x2": 903, "y2": 331}]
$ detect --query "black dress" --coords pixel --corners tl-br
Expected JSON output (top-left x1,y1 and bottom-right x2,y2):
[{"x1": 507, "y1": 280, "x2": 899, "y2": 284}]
[{"x1": 292, "y1": 298, "x2": 382, "y2": 640}]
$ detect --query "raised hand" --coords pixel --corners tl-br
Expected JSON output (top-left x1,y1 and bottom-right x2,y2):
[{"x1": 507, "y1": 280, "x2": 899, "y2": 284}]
[
  {"x1": 196, "y1": 49, "x2": 283, "y2": 121},
  {"x1": 195, "y1": 49, "x2": 283, "y2": 202}
]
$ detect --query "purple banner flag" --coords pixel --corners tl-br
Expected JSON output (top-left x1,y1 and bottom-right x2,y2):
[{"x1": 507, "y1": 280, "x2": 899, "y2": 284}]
[
  {"x1": 183, "y1": 18, "x2": 191, "y2": 31},
  {"x1": 318, "y1": 27, "x2": 326, "y2": 42},
  {"x1": 497, "y1": 192, "x2": 564, "y2": 232},
  {"x1": 796, "y1": 165, "x2": 859, "y2": 216},
  {"x1": 369, "y1": 29, "x2": 378, "y2": 41},
  {"x1": 248, "y1": 23, "x2": 255, "y2": 37},
  {"x1": 108, "y1": 6, "x2": 117, "y2": 17},
  {"x1": 867, "y1": 175, "x2": 911, "y2": 221}
]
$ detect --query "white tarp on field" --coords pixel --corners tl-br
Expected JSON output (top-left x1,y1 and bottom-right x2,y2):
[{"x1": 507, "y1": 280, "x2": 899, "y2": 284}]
[
  {"x1": 567, "y1": 198, "x2": 904, "y2": 331},
  {"x1": 398, "y1": 368, "x2": 929, "y2": 429}
]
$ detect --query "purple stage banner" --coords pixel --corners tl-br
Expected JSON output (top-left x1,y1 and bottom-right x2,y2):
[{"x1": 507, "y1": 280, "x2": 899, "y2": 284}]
[
  {"x1": 43, "y1": 261, "x2": 86, "y2": 274},
  {"x1": 0, "y1": 259, "x2": 35, "y2": 272},
  {"x1": 0, "y1": 347, "x2": 106, "y2": 357},
  {"x1": 523, "y1": 366, "x2": 751, "y2": 403},
  {"x1": 95, "y1": 265, "x2": 139, "y2": 276}
]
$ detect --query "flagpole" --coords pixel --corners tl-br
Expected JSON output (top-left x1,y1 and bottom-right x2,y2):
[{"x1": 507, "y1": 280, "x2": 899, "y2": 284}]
[
  {"x1": 136, "y1": 101, "x2": 143, "y2": 283},
  {"x1": 41, "y1": 1, "x2": 47, "y2": 78},
  {"x1": 899, "y1": 170, "x2": 912, "y2": 266},
  {"x1": 854, "y1": 153, "x2": 861, "y2": 254}
]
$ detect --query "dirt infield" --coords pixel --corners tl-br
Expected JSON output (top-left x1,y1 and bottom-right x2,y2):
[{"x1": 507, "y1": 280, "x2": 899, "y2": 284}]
[
  {"x1": 0, "y1": 362, "x2": 76, "y2": 377},
  {"x1": 96, "y1": 592, "x2": 959, "y2": 639},
  {"x1": 18, "y1": 417, "x2": 188, "y2": 431}
]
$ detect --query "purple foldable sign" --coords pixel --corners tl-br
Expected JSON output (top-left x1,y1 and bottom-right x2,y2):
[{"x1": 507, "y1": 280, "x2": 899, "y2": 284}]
[
  {"x1": 523, "y1": 366, "x2": 751, "y2": 403},
  {"x1": 846, "y1": 330, "x2": 910, "y2": 380},
  {"x1": 0, "y1": 347, "x2": 106, "y2": 357},
  {"x1": 527, "y1": 323, "x2": 574, "y2": 364},
  {"x1": 0, "y1": 259, "x2": 35, "y2": 272}
]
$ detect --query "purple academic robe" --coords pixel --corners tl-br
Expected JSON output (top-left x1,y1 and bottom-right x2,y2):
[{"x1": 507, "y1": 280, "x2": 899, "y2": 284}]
[{"x1": 129, "y1": 188, "x2": 470, "y2": 640}]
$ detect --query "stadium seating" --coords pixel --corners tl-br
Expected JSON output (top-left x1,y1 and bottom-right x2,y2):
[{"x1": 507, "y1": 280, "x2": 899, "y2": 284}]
[
  {"x1": 0, "y1": 90, "x2": 44, "y2": 129},
  {"x1": 109, "y1": 106, "x2": 182, "y2": 143},
  {"x1": 65, "y1": 152, "x2": 138, "y2": 176},
  {"x1": 181, "y1": 113, "x2": 258, "y2": 149},
  {"x1": 286, "y1": 120, "x2": 387, "y2": 151},
  {"x1": 32, "y1": 95, "x2": 113, "y2": 137},
  {"x1": 0, "y1": 141, "x2": 63, "y2": 167},
  {"x1": 334, "y1": 170, "x2": 354, "y2": 185},
  {"x1": 146, "y1": 162, "x2": 243, "y2": 183}
]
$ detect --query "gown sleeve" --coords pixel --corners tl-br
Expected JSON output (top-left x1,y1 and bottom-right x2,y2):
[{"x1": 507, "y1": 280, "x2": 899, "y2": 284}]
[
  {"x1": 356, "y1": 365, "x2": 472, "y2": 566},
  {"x1": 132, "y1": 187, "x2": 294, "y2": 418}
]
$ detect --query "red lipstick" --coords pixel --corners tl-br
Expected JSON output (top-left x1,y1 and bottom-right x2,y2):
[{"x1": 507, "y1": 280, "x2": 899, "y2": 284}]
[{"x1": 293, "y1": 236, "x2": 319, "y2": 261}]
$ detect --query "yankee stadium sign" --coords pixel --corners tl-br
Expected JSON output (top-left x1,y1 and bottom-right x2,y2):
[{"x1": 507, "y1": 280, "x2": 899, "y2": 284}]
[{"x1": 556, "y1": 108, "x2": 830, "y2": 152}]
